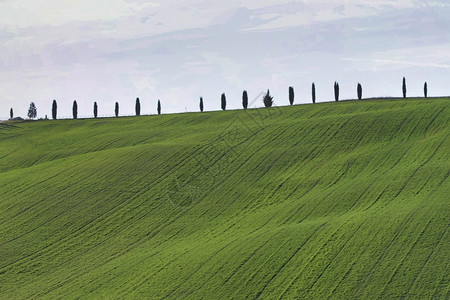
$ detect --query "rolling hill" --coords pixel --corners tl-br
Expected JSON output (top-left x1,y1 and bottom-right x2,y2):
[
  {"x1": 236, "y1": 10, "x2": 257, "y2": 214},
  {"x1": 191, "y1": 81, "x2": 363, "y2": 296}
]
[{"x1": 0, "y1": 97, "x2": 448, "y2": 299}]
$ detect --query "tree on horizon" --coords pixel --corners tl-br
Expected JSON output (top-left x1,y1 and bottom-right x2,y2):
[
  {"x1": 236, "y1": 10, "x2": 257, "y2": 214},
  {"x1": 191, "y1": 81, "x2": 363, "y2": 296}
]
[
  {"x1": 221, "y1": 93, "x2": 226, "y2": 110},
  {"x1": 289, "y1": 86, "x2": 294, "y2": 105},
  {"x1": 52, "y1": 100, "x2": 57, "y2": 120},
  {"x1": 94, "y1": 102, "x2": 98, "y2": 118},
  {"x1": 10, "y1": 108, "x2": 13, "y2": 119},
  {"x1": 157, "y1": 100, "x2": 161, "y2": 115},
  {"x1": 115, "y1": 102, "x2": 119, "y2": 117},
  {"x1": 263, "y1": 89, "x2": 273, "y2": 108},
  {"x1": 424, "y1": 82, "x2": 428, "y2": 98},
  {"x1": 135, "y1": 98, "x2": 141, "y2": 116},
  {"x1": 242, "y1": 90, "x2": 248, "y2": 109},
  {"x1": 199, "y1": 97, "x2": 204, "y2": 112},
  {"x1": 357, "y1": 83, "x2": 362, "y2": 100},
  {"x1": 312, "y1": 83, "x2": 316, "y2": 104},
  {"x1": 402, "y1": 77, "x2": 407, "y2": 98},
  {"x1": 334, "y1": 82, "x2": 339, "y2": 102},
  {"x1": 27, "y1": 102, "x2": 37, "y2": 119},
  {"x1": 72, "y1": 101, "x2": 78, "y2": 119}
]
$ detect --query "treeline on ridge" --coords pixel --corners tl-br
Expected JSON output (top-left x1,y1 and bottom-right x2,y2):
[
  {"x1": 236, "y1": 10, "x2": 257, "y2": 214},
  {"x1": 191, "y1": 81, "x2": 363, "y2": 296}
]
[{"x1": 8, "y1": 77, "x2": 430, "y2": 120}]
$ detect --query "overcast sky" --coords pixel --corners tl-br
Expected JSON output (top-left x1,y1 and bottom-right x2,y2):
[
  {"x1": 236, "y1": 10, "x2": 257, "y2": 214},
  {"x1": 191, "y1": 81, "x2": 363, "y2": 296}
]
[{"x1": 1, "y1": 0, "x2": 449, "y2": 118}]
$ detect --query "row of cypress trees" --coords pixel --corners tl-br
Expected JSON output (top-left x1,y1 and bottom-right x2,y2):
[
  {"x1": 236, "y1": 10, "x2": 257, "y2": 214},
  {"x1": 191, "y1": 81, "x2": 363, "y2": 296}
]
[
  {"x1": 214, "y1": 78, "x2": 428, "y2": 111},
  {"x1": 47, "y1": 98, "x2": 162, "y2": 120},
  {"x1": 8, "y1": 77, "x2": 429, "y2": 120}
]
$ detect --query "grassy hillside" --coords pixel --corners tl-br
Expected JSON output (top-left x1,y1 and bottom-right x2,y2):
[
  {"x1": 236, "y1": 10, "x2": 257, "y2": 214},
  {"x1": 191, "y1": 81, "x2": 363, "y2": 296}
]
[{"x1": 0, "y1": 98, "x2": 448, "y2": 299}]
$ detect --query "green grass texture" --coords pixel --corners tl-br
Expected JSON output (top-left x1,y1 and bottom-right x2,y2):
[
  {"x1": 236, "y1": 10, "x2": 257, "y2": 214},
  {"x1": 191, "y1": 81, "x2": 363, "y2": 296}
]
[{"x1": 0, "y1": 97, "x2": 448, "y2": 299}]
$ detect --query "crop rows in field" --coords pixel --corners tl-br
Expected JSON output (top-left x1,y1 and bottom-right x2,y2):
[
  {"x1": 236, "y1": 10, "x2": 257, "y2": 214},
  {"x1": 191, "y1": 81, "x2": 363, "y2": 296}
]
[{"x1": 0, "y1": 98, "x2": 448, "y2": 298}]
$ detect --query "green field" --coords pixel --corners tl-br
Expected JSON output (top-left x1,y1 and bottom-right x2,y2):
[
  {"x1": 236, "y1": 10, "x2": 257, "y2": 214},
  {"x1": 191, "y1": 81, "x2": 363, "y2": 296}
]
[{"x1": 0, "y1": 98, "x2": 448, "y2": 299}]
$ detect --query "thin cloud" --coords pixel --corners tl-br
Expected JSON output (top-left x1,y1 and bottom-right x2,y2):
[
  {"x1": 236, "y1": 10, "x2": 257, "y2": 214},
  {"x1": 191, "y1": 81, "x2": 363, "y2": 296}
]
[
  {"x1": 342, "y1": 58, "x2": 450, "y2": 69},
  {"x1": 0, "y1": 0, "x2": 449, "y2": 118}
]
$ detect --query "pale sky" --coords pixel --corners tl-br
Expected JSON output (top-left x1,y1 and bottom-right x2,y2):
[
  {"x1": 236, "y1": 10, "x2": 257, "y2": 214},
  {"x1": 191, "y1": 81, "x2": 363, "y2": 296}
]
[{"x1": 1, "y1": 0, "x2": 449, "y2": 118}]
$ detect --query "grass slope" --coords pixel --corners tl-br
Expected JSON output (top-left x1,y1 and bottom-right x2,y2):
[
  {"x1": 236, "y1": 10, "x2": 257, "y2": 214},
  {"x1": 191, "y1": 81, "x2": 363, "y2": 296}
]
[{"x1": 0, "y1": 98, "x2": 448, "y2": 299}]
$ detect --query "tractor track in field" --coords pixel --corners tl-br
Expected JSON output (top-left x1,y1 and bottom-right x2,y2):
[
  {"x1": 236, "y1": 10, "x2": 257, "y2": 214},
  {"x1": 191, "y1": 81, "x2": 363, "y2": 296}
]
[
  {"x1": 0, "y1": 149, "x2": 125, "y2": 222},
  {"x1": 353, "y1": 205, "x2": 421, "y2": 297},
  {"x1": 275, "y1": 119, "x2": 363, "y2": 209},
  {"x1": 0, "y1": 139, "x2": 159, "y2": 199},
  {"x1": 250, "y1": 111, "x2": 359, "y2": 206},
  {"x1": 404, "y1": 106, "x2": 438, "y2": 140},
  {"x1": 0, "y1": 145, "x2": 192, "y2": 270},
  {"x1": 162, "y1": 239, "x2": 245, "y2": 298},
  {"x1": 161, "y1": 169, "x2": 312, "y2": 298},
  {"x1": 254, "y1": 225, "x2": 327, "y2": 298},
  {"x1": 47, "y1": 118, "x2": 280, "y2": 293},
  {"x1": 248, "y1": 116, "x2": 355, "y2": 223},
  {"x1": 166, "y1": 227, "x2": 281, "y2": 298},
  {"x1": 179, "y1": 196, "x2": 324, "y2": 297},
  {"x1": 401, "y1": 224, "x2": 449, "y2": 299},
  {"x1": 325, "y1": 223, "x2": 380, "y2": 299},
  {"x1": 413, "y1": 165, "x2": 447, "y2": 196},
  {"x1": 163, "y1": 123, "x2": 269, "y2": 217},
  {"x1": 276, "y1": 114, "x2": 362, "y2": 222},
  {"x1": 124, "y1": 207, "x2": 283, "y2": 297},
  {"x1": 379, "y1": 215, "x2": 435, "y2": 298},
  {"x1": 305, "y1": 219, "x2": 368, "y2": 295},
  {"x1": 0, "y1": 145, "x2": 154, "y2": 231},
  {"x1": 422, "y1": 106, "x2": 447, "y2": 134},
  {"x1": 210, "y1": 232, "x2": 278, "y2": 290},
  {"x1": 277, "y1": 149, "x2": 347, "y2": 225},
  {"x1": 1, "y1": 99, "x2": 448, "y2": 298},
  {"x1": 318, "y1": 136, "x2": 395, "y2": 216},
  {"x1": 0, "y1": 150, "x2": 16, "y2": 162},
  {"x1": 430, "y1": 249, "x2": 450, "y2": 299},
  {"x1": 356, "y1": 180, "x2": 448, "y2": 297},
  {"x1": 189, "y1": 122, "x2": 294, "y2": 221},
  {"x1": 368, "y1": 141, "x2": 411, "y2": 177},
  {"x1": 34, "y1": 205, "x2": 191, "y2": 298},
  {"x1": 0, "y1": 167, "x2": 103, "y2": 248},
  {"x1": 337, "y1": 132, "x2": 424, "y2": 215},
  {"x1": 362, "y1": 140, "x2": 420, "y2": 212},
  {"x1": 393, "y1": 136, "x2": 446, "y2": 199},
  {"x1": 239, "y1": 124, "x2": 320, "y2": 211},
  {"x1": 238, "y1": 222, "x2": 326, "y2": 299},
  {"x1": 427, "y1": 170, "x2": 450, "y2": 195},
  {"x1": 33, "y1": 119, "x2": 278, "y2": 296},
  {"x1": 0, "y1": 170, "x2": 67, "y2": 219},
  {"x1": 0, "y1": 167, "x2": 68, "y2": 200},
  {"x1": 203, "y1": 217, "x2": 299, "y2": 294},
  {"x1": 393, "y1": 111, "x2": 411, "y2": 133},
  {"x1": 51, "y1": 204, "x2": 213, "y2": 298},
  {"x1": 122, "y1": 212, "x2": 255, "y2": 296},
  {"x1": 275, "y1": 218, "x2": 354, "y2": 299}
]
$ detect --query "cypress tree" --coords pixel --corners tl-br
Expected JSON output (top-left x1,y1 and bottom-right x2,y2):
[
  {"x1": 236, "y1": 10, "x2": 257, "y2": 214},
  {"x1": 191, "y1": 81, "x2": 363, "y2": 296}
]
[
  {"x1": 199, "y1": 97, "x2": 204, "y2": 112},
  {"x1": 312, "y1": 83, "x2": 316, "y2": 104},
  {"x1": 94, "y1": 102, "x2": 98, "y2": 118},
  {"x1": 52, "y1": 100, "x2": 57, "y2": 120},
  {"x1": 135, "y1": 98, "x2": 141, "y2": 116},
  {"x1": 10, "y1": 108, "x2": 13, "y2": 119},
  {"x1": 221, "y1": 93, "x2": 226, "y2": 110},
  {"x1": 242, "y1": 90, "x2": 248, "y2": 109},
  {"x1": 72, "y1": 100, "x2": 78, "y2": 119},
  {"x1": 357, "y1": 83, "x2": 362, "y2": 100},
  {"x1": 424, "y1": 82, "x2": 428, "y2": 98},
  {"x1": 402, "y1": 77, "x2": 407, "y2": 98},
  {"x1": 115, "y1": 102, "x2": 119, "y2": 117},
  {"x1": 334, "y1": 82, "x2": 339, "y2": 102},
  {"x1": 289, "y1": 86, "x2": 294, "y2": 105},
  {"x1": 157, "y1": 100, "x2": 161, "y2": 115}
]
